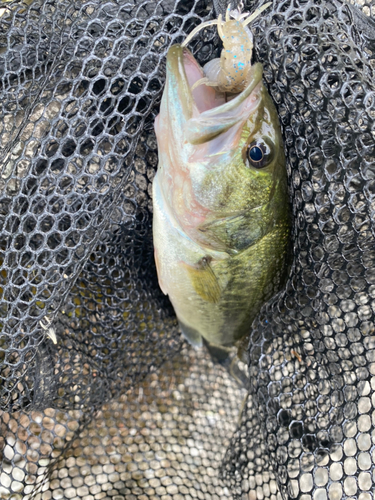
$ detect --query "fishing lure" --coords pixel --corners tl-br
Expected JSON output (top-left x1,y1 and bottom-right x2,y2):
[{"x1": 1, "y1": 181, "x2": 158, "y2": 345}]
[{"x1": 181, "y1": 2, "x2": 272, "y2": 93}]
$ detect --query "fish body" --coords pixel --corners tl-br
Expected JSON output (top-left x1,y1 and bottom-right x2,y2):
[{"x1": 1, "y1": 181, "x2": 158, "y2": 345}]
[{"x1": 152, "y1": 44, "x2": 289, "y2": 348}]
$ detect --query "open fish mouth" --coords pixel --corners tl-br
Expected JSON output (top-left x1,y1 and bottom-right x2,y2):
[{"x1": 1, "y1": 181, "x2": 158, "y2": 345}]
[
  {"x1": 179, "y1": 47, "x2": 228, "y2": 113},
  {"x1": 164, "y1": 44, "x2": 263, "y2": 146}
]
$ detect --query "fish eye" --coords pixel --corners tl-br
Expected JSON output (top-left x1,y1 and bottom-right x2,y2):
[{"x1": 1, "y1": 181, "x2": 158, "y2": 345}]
[
  {"x1": 249, "y1": 146, "x2": 263, "y2": 162},
  {"x1": 246, "y1": 140, "x2": 273, "y2": 169}
]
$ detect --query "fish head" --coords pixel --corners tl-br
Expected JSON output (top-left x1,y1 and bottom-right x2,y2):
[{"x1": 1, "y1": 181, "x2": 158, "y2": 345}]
[{"x1": 155, "y1": 44, "x2": 287, "y2": 253}]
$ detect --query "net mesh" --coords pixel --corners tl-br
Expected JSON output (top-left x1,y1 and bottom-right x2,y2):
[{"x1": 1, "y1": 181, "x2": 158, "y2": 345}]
[{"x1": 0, "y1": 0, "x2": 374, "y2": 498}]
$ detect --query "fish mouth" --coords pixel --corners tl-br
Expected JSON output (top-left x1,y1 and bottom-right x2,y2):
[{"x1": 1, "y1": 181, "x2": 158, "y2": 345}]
[
  {"x1": 166, "y1": 44, "x2": 263, "y2": 145},
  {"x1": 179, "y1": 47, "x2": 227, "y2": 114}
]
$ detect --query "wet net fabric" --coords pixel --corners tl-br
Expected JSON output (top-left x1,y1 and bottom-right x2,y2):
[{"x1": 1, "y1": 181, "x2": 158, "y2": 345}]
[{"x1": 0, "y1": 0, "x2": 374, "y2": 499}]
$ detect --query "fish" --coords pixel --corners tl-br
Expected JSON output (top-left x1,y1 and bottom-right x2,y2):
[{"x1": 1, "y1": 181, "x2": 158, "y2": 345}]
[{"x1": 152, "y1": 42, "x2": 290, "y2": 352}]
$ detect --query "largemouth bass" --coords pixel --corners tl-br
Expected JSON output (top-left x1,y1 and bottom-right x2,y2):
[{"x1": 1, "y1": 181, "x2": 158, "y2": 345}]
[{"x1": 152, "y1": 44, "x2": 289, "y2": 350}]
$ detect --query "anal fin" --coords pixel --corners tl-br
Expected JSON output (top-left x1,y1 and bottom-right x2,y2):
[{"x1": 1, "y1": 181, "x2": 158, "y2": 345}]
[
  {"x1": 203, "y1": 339, "x2": 249, "y2": 388},
  {"x1": 179, "y1": 320, "x2": 203, "y2": 347}
]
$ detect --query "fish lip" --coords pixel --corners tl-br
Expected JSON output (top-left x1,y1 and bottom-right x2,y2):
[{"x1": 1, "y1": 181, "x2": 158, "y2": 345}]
[{"x1": 165, "y1": 44, "x2": 196, "y2": 119}]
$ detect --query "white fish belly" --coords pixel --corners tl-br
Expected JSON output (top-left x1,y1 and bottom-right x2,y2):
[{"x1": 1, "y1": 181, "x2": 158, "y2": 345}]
[
  {"x1": 152, "y1": 173, "x2": 269, "y2": 347},
  {"x1": 152, "y1": 174, "x2": 214, "y2": 346}
]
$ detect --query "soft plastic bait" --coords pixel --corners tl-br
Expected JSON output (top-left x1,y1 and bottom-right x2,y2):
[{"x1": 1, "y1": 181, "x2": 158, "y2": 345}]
[{"x1": 181, "y1": 2, "x2": 271, "y2": 93}]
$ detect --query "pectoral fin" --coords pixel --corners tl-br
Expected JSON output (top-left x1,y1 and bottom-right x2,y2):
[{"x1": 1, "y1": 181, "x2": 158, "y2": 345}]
[{"x1": 181, "y1": 256, "x2": 221, "y2": 303}]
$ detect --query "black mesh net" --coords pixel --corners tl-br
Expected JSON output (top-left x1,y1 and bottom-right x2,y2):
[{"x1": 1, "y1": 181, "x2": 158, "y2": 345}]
[{"x1": 0, "y1": 0, "x2": 374, "y2": 498}]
